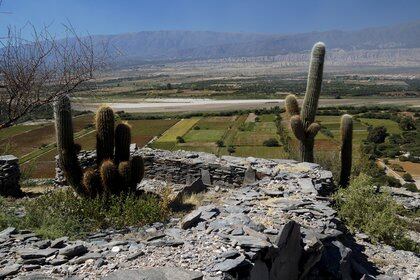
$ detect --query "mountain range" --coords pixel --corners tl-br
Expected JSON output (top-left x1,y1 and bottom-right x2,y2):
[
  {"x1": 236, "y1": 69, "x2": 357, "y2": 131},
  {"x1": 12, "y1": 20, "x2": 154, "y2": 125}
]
[{"x1": 92, "y1": 20, "x2": 420, "y2": 64}]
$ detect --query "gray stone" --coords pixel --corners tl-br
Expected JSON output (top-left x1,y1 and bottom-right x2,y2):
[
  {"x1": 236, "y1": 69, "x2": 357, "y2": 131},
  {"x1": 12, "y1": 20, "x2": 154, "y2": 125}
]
[
  {"x1": 0, "y1": 264, "x2": 21, "y2": 278},
  {"x1": 229, "y1": 235, "x2": 271, "y2": 249},
  {"x1": 71, "y1": 252, "x2": 102, "y2": 264},
  {"x1": 126, "y1": 251, "x2": 145, "y2": 261},
  {"x1": 212, "y1": 254, "x2": 246, "y2": 272},
  {"x1": 0, "y1": 155, "x2": 18, "y2": 164},
  {"x1": 200, "y1": 169, "x2": 211, "y2": 185},
  {"x1": 270, "y1": 221, "x2": 302, "y2": 280},
  {"x1": 243, "y1": 165, "x2": 256, "y2": 185},
  {"x1": 299, "y1": 178, "x2": 317, "y2": 195},
  {"x1": 0, "y1": 227, "x2": 17, "y2": 237},
  {"x1": 250, "y1": 259, "x2": 269, "y2": 280},
  {"x1": 50, "y1": 236, "x2": 68, "y2": 248},
  {"x1": 102, "y1": 267, "x2": 203, "y2": 280},
  {"x1": 19, "y1": 248, "x2": 57, "y2": 259},
  {"x1": 59, "y1": 244, "x2": 88, "y2": 258},
  {"x1": 180, "y1": 210, "x2": 202, "y2": 229}
]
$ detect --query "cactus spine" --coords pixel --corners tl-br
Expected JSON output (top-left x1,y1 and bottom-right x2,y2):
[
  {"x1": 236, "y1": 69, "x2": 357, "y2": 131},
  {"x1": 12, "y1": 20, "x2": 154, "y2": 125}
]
[
  {"x1": 96, "y1": 106, "x2": 115, "y2": 165},
  {"x1": 54, "y1": 96, "x2": 144, "y2": 198},
  {"x1": 54, "y1": 95, "x2": 85, "y2": 196},
  {"x1": 285, "y1": 42, "x2": 325, "y2": 162},
  {"x1": 339, "y1": 114, "x2": 353, "y2": 187}
]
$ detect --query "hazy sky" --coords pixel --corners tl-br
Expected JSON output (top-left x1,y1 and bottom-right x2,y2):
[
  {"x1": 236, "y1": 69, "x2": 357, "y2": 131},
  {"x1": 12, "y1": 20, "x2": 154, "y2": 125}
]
[{"x1": 1, "y1": 0, "x2": 420, "y2": 37}]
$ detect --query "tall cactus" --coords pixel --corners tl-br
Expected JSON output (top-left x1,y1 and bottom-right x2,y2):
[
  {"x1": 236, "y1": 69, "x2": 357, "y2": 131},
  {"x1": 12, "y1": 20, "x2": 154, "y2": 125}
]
[
  {"x1": 339, "y1": 114, "x2": 353, "y2": 187},
  {"x1": 54, "y1": 95, "x2": 85, "y2": 196},
  {"x1": 96, "y1": 106, "x2": 115, "y2": 165},
  {"x1": 54, "y1": 96, "x2": 145, "y2": 197},
  {"x1": 285, "y1": 42, "x2": 325, "y2": 162}
]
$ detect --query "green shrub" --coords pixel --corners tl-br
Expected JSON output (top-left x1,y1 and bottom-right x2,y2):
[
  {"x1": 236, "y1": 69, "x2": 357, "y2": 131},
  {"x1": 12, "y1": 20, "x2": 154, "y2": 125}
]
[
  {"x1": 334, "y1": 174, "x2": 418, "y2": 253},
  {"x1": 0, "y1": 189, "x2": 169, "y2": 239},
  {"x1": 176, "y1": 136, "x2": 185, "y2": 143},
  {"x1": 216, "y1": 140, "x2": 224, "y2": 147},
  {"x1": 403, "y1": 183, "x2": 418, "y2": 192},
  {"x1": 263, "y1": 138, "x2": 279, "y2": 147},
  {"x1": 227, "y1": 145, "x2": 236, "y2": 154},
  {"x1": 402, "y1": 173, "x2": 414, "y2": 182},
  {"x1": 386, "y1": 176, "x2": 402, "y2": 188}
]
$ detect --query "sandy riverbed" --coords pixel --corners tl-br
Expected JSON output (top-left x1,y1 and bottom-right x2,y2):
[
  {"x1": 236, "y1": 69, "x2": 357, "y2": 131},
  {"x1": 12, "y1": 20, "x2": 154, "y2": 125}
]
[{"x1": 72, "y1": 97, "x2": 420, "y2": 113}]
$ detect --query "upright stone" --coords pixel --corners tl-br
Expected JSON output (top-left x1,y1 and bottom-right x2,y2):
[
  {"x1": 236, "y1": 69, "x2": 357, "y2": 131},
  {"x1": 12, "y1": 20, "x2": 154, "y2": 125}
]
[{"x1": 0, "y1": 155, "x2": 22, "y2": 197}]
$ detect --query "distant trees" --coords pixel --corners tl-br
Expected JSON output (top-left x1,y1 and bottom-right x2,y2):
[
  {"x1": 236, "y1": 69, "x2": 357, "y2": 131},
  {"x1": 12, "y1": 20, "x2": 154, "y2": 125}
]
[
  {"x1": 263, "y1": 138, "x2": 279, "y2": 147},
  {"x1": 367, "y1": 126, "x2": 388, "y2": 144},
  {"x1": 0, "y1": 24, "x2": 106, "y2": 129},
  {"x1": 398, "y1": 116, "x2": 416, "y2": 131}
]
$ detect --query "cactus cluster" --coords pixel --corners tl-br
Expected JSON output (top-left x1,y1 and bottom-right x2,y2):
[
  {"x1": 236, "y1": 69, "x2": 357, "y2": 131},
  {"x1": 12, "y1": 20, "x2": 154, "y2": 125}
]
[
  {"x1": 54, "y1": 96, "x2": 144, "y2": 197},
  {"x1": 285, "y1": 42, "x2": 325, "y2": 162},
  {"x1": 285, "y1": 42, "x2": 353, "y2": 186}
]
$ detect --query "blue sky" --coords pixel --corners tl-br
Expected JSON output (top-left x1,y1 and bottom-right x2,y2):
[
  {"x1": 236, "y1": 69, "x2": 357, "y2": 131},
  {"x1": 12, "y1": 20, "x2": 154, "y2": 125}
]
[{"x1": 1, "y1": 0, "x2": 420, "y2": 37}]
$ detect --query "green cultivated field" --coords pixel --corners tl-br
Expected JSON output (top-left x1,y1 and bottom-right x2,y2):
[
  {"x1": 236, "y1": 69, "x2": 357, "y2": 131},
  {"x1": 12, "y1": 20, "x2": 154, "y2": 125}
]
[
  {"x1": 358, "y1": 118, "x2": 401, "y2": 134},
  {"x1": 152, "y1": 113, "x2": 285, "y2": 159}
]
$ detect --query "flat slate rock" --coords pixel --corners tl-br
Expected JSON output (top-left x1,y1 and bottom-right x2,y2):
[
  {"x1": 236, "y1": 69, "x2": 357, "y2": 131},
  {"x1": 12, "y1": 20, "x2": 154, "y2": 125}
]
[
  {"x1": 102, "y1": 267, "x2": 203, "y2": 280},
  {"x1": 19, "y1": 248, "x2": 57, "y2": 259},
  {"x1": 0, "y1": 264, "x2": 21, "y2": 278},
  {"x1": 180, "y1": 210, "x2": 202, "y2": 229}
]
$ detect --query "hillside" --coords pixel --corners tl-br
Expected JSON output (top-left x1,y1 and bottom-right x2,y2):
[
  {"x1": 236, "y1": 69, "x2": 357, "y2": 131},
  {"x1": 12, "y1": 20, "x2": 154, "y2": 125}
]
[{"x1": 93, "y1": 20, "x2": 420, "y2": 64}]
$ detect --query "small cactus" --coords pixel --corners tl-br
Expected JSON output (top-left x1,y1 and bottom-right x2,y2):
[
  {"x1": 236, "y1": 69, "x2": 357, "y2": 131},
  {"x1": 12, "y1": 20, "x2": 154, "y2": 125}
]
[
  {"x1": 100, "y1": 160, "x2": 120, "y2": 195},
  {"x1": 285, "y1": 42, "x2": 325, "y2": 162},
  {"x1": 118, "y1": 161, "x2": 131, "y2": 192},
  {"x1": 54, "y1": 96, "x2": 144, "y2": 198},
  {"x1": 83, "y1": 169, "x2": 102, "y2": 198},
  {"x1": 339, "y1": 114, "x2": 353, "y2": 187}
]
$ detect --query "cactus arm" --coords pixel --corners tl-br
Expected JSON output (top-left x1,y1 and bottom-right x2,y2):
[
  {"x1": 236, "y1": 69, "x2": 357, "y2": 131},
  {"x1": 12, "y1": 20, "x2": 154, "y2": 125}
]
[
  {"x1": 96, "y1": 106, "x2": 115, "y2": 165},
  {"x1": 290, "y1": 115, "x2": 306, "y2": 141},
  {"x1": 54, "y1": 95, "x2": 85, "y2": 196},
  {"x1": 339, "y1": 114, "x2": 353, "y2": 187},
  {"x1": 306, "y1": 123, "x2": 321, "y2": 139},
  {"x1": 285, "y1": 94, "x2": 300, "y2": 116},
  {"x1": 115, "y1": 122, "x2": 131, "y2": 165},
  {"x1": 129, "y1": 155, "x2": 145, "y2": 192}
]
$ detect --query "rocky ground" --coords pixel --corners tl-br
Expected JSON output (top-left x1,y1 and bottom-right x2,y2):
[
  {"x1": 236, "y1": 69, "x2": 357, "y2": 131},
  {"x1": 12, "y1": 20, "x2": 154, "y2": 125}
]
[{"x1": 1, "y1": 150, "x2": 419, "y2": 279}]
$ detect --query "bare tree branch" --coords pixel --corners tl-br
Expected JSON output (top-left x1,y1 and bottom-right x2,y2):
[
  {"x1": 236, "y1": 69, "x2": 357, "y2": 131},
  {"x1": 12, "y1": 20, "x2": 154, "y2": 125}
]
[{"x1": 0, "y1": 23, "x2": 107, "y2": 129}]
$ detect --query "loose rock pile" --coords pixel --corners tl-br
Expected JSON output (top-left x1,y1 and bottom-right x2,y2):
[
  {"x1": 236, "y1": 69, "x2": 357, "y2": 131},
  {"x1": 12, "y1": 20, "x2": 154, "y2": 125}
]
[
  {"x1": 0, "y1": 155, "x2": 21, "y2": 197},
  {"x1": 1, "y1": 149, "x2": 418, "y2": 279}
]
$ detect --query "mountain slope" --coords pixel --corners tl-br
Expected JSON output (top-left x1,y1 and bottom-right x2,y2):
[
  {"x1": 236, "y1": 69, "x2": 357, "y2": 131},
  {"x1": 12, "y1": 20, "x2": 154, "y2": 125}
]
[{"x1": 93, "y1": 20, "x2": 420, "y2": 62}]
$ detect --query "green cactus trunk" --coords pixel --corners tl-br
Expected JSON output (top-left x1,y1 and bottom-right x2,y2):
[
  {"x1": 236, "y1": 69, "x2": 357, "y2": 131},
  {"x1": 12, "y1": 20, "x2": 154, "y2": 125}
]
[
  {"x1": 115, "y1": 123, "x2": 131, "y2": 165},
  {"x1": 339, "y1": 114, "x2": 353, "y2": 187},
  {"x1": 96, "y1": 106, "x2": 115, "y2": 165},
  {"x1": 300, "y1": 42, "x2": 325, "y2": 162},
  {"x1": 54, "y1": 95, "x2": 85, "y2": 196}
]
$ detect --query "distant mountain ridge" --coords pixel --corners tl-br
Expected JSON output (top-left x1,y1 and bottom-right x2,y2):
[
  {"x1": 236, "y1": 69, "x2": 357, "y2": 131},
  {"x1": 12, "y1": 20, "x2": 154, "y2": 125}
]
[{"x1": 93, "y1": 21, "x2": 420, "y2": 64}]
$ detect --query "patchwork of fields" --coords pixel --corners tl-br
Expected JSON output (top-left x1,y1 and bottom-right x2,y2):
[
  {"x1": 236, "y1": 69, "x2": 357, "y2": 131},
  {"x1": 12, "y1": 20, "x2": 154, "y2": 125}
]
[
  {"x1": 150, "y1": 114, "x2": 286, "y2": 158},
  {"x1": 0, "y1": 112, "x2": 405, "y2": 179}
]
